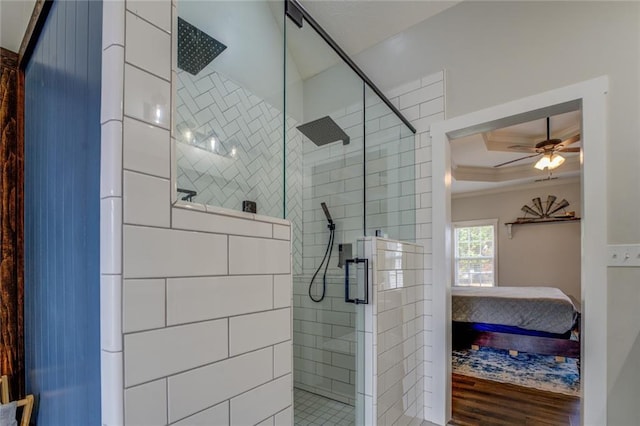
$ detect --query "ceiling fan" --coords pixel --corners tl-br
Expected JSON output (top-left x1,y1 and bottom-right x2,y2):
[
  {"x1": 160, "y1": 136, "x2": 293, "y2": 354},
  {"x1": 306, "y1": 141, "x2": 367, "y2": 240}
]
[{"x1": 493, "y1": 117, "x2": 581, "y2": 169}]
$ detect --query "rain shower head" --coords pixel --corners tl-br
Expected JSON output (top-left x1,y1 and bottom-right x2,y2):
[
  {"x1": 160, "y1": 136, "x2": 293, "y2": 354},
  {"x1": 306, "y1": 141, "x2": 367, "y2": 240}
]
[
  {"x1": 178, "y1": 17, "x2": 227, "y2": 76},
  {"x1": 296, "y1": 116, "x2": 350, "y2": 146}
]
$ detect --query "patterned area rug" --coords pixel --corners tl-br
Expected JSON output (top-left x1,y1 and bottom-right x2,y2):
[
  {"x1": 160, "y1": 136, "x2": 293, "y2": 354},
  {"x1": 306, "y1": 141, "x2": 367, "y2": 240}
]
[{"x1": 452, "y1": 347, "x2": 580, "y2": 396}]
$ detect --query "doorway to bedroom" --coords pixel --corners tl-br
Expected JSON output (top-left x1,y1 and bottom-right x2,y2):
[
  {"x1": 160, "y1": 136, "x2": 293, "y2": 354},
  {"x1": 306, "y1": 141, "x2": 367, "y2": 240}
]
[
  {"x1": 447, "y1": 110, "x2": 583, "y2": 424},
  {"x1": 430, "y1": 77, "x2": 609, "y2": 426}
]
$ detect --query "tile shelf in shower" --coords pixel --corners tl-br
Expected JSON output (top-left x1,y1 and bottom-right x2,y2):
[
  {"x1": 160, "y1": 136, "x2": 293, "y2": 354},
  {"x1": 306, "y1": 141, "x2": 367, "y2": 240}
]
[{"x1": 173, "y1": 199, "x2": 290, "y2": 227}]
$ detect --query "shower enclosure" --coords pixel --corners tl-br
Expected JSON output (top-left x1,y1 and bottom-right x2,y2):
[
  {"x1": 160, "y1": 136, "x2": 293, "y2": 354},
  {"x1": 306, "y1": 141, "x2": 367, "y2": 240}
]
[{"x1": 174, "y1": 1, "x2": 417, "y2": 424}]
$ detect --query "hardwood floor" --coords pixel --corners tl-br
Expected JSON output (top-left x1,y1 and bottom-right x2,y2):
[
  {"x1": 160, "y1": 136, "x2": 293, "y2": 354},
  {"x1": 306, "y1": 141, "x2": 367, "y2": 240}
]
[{"x1": 450, "y1": 374, "x2": 581, "y2": 426}]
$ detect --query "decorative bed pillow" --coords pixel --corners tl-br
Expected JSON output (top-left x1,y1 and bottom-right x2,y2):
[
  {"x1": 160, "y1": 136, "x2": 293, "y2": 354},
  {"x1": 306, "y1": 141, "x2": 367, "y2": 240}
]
[{"x1": 0, "y1": 401, "x2": 17, "y2": 426}]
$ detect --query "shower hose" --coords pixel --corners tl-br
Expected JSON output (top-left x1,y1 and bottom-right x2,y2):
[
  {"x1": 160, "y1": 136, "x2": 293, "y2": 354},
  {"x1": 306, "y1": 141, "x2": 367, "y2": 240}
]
[{"x1": 308, "y1": 223, "x2": 335, "y2": 303}]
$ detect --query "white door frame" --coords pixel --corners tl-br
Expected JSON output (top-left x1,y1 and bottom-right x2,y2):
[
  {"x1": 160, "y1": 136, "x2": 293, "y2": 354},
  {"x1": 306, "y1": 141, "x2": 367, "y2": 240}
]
[{"x1": 430, "y1": 76, "x2": 608, "y2": 426}]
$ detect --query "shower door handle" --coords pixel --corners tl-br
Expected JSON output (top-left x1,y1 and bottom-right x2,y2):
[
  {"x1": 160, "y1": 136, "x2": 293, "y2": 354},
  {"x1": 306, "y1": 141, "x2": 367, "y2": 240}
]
[{"x1": 344, "y1": 258, "x2": 369, "y2": 305}]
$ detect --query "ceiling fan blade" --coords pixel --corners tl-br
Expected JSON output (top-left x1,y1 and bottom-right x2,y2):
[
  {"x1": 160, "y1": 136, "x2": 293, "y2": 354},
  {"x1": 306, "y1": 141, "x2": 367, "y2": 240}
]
[
  {"x1": 556, "y1": 133, "x2": 581, "y2": 149},
  {"x1": 493, "y1": 153, "x2": 541, "y2": 168},
  {"x1": 558, "y1": 147, "x2": 581, "y2": 153},
  {"x1": 507, "y1": 145, "x2": 538, "y2": 153}
]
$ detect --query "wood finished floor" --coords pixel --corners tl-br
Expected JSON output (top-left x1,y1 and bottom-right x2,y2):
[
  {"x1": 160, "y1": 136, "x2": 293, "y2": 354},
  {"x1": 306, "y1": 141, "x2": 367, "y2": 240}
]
[{"x1": 450, "y1": 373, "x2": 581, "y2": 426}]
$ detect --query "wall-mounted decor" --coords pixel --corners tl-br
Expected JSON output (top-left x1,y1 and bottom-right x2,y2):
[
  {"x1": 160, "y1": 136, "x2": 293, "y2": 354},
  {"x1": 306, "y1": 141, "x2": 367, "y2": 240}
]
[{"x1": 505, "y1": 195, "x2": 580, "y2": 238}]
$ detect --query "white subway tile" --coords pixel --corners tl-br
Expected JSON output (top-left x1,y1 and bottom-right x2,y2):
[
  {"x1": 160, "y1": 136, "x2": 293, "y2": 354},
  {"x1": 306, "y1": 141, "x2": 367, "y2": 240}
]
[
  {"x1": 124, "y1": 378, "x2": 167, "y2": 426},
  {"x1": 101, "y1": 121, "x2": 122, "y2": 198},
  {"x1": 168, "y1": 348, "x2": 273, "y2": 422},
  {"x1": 420, "y1": 97, "x2": 445, "y2": 118},
  {"x1": 421, "y1": 70, "x2": 444, "y2": 87},
  {"x1": 127, "y1": 0, "x2": 172, "y2": 33},
  {"x1": 101, "y1": 46, "x2": 124, "y2": 123},
  {"x1": 230, "y1": 375, "x2": 292, "y2": 426},
  {"x1": 399, "y1": 81, "x2": 444, "y2": 109},
  {"x1": 125, "y1": 12, "x2": 171, "y2": 80},
  {"x1": 166, "y1": 275, "x2": 272, "y2": 325},
  {"x1": 124, "y1": 319, "x2": 228, "y2": 386},
  {"x1": 229, "y1": 309, "x2": 291, "y2": 356},
  {"x1": 414, "y1": 112, "x2": 445, "y2": 133},
  {"x1": 173, "y1": 401, "x2": 229, "y2": 426},
  {"x1": 123, "y1": 225, "x2": 227, "y2": 278},
  {"x1": 274, "y1": 406, "x2": 293, "y2": 426},
  {"x1": 273, "y1": 274, "x2": 292, "y2": 309},
  {"x1": 124, "y1": 64, "x2": 170, "y2": 129},
  {"x1": 123, "y1": 279, "x2": 165, "y2": 332},
  {"x1": 386, "y1": 79, "x2": 421, "y2": 99},
  {"x1": 101, "y1": 351, "x2": 124, "y2": 426},
  {"x1": 229, "y1": 236, "x2": 290, "y2": 275},
  {"x1": 101, "y1": 275, "x2": 122, "y2": 351},
  {"x1": 172, "y1": 208, "x2": 272, "y2": 238},
  {"x1": 102, "y1": 0, "x2": 125, "y2": 49},
  {"x1": 123, "y1": 171, "x2": 170, "y2": 227},
  {"x1": 123, "y1": 117, "x2": 170, "y2": 178},
  {"x1": 257, "y1": 416, "x2": 275, "y2": 426},
  {"x1": 273, "y1": 224, "x2": 290, "y2": 240},
  {"x1": 274, "y1": 340, "x2": 292, "y2": 377},
  {"x1": 101, "y1": 198, "x2": 122, "y2": 275}
]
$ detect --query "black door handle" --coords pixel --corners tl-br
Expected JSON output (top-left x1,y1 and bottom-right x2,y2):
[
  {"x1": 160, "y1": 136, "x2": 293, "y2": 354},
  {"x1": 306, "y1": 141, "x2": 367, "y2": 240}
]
[{"x1": 345, "y1": 257, "x2": 369, "y2": 304}]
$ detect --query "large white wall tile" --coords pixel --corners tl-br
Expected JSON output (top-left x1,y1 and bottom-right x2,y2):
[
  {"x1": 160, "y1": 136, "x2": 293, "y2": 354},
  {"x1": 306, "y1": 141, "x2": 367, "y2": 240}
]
[
  {"x1": 166, "y1": 275, "x2": 273, "y2": 325},
  {"x1": 124, "y1": 319, "x2": 228, "y2": 386},
  {"x1": 124, "y1": 64, "x2": 170, "y2": 129},
  {"x1": 123, "y1": 117, "x2": 170, "y2": 178},
  {"x1": 101, "y1": 198, "x2": 122, "y2": 275},
  {"x1": 123, "y1": 279, "x2": 165, "y2": 332},
  {"x1": 172, "y1": 401, "x2": 229, "y2": 426},
  {"x1": 124, "y1": 379, "x2": 167, "y2": 426},
  {"x1": 229, "y1": 309, "x2": 291, "y2": 356},
  {"x1": 168, "y1": 348, "x2": 273, "y2": 422},
  {"x1": 274, "y1": 341, "x2": 292, "y2": 378},
  {"x1": 172, "y1": 207, "x2": 272, "y2": 238},
  {"x1": 101, "y1": 121, "x2": 122, "y2": 198},
  {"x1": 123, "y1": 171, "x2": 170, "y2": 227},
  {"x1": 125, "y1": 12, "x2": 170, "y2": 80},
  {"x1": 229, "y1": 375, "x2": 292, "y2": 426},
  {"x1": 273, "y1": 224, "x2": 290, "y2": 240},
  {"x1": 127, "y1": 0, "x2": 172, "y2": 33},
  {"x1": 101, "y1": 46, "x2": 124, "y2": 123},
  {"x1": 123, "y1": 225, "x2": 227, "y2": 278},
  {"x1": 274, "y1": 407, "x2": 293, "y2": 425},
  {"x1": 229, "y1": 236, "x2": 290, "y2": 275},
  {"x1": 101, "y1": 275, "x2": 122, "y2": 352},
  {"x1": 273, "y1": 274, "x2": 292, "y2": 309}
]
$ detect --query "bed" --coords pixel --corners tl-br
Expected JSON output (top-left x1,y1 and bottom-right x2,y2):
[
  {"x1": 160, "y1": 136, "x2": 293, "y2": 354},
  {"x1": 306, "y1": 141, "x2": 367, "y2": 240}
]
[{"x1": 452, "y1": 286, "x2": 580, "y2": 358}]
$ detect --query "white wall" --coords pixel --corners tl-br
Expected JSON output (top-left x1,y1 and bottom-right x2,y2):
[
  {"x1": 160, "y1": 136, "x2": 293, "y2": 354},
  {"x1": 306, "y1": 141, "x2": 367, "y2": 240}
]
[
  {"x1": 354, "y1": 2, "x2": 640, "y2": 423},
  {"x1": 452, "y1": 180, "x2": 581, "y2": 301},
  {"x1": 100, "y1": 1, "x2": 293, "y2": 424}
]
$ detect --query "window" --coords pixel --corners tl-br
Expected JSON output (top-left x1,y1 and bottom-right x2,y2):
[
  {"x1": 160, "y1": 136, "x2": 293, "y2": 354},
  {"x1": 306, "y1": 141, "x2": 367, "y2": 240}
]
[{"x1": 453, "y1": 219, "x2": 498, "y2": 287}]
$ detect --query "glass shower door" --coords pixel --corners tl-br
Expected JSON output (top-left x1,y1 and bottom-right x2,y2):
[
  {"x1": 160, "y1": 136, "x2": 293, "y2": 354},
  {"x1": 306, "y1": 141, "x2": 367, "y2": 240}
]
[{"x1": 285, "y1": 11, "x2": 366, "y2": 425}]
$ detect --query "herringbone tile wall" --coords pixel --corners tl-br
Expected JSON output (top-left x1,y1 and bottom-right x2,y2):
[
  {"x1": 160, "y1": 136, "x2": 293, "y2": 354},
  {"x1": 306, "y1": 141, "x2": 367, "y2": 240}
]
[{"x1": 175, "y1": 67, "x2": 303, "y2": 275}]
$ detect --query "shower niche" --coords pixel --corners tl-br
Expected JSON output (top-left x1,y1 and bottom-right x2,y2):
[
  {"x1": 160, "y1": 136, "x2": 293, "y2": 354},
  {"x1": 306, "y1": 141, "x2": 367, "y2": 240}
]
[{"x1": 173, "y1": 1, "x2": 418, "y2": 424}]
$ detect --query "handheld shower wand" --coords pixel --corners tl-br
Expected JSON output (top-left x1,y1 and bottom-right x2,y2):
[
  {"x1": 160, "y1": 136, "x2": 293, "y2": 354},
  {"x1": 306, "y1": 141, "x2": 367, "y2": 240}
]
[{"x1": 309, "y1": 202, "x2": 336, "y2": 302}]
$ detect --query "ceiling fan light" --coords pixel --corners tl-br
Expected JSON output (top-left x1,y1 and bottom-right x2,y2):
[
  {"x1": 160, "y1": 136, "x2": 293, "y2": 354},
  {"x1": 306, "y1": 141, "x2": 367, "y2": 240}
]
[
  {"x1": 548, "y1": 154, "x2": 565, "y2": 170},
  {"x1": 534, "y1": 153, "x2": 565, "y2": 170}
]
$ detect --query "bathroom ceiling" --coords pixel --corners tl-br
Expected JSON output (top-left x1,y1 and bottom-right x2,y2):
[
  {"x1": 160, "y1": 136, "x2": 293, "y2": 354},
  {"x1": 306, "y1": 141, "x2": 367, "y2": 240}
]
[
  {"x1": 0, "y1": 0, "x2": 36, "y2": 52},
  {"x1": 450, "y1": 110, "x2": 582, "y2": 194},
  {"x1": 299, "y1": 0, "x2": 460, "y2": 56}
]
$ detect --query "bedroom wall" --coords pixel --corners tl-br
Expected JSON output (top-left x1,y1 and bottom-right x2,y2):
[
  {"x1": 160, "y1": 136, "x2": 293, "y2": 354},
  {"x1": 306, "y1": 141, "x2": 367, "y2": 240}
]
[
  {"x1": 451, "y1": 180, "x2": 581, "y2": 301},
  {"x1": 352, "y1": 2, "x2": 639, "y2": 423}
]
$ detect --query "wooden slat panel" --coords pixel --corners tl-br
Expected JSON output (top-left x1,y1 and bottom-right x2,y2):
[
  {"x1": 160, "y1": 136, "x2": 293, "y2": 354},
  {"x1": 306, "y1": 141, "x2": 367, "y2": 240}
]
[{"x1": 23, "y1": 1, "x2": 102, "y2": 423}]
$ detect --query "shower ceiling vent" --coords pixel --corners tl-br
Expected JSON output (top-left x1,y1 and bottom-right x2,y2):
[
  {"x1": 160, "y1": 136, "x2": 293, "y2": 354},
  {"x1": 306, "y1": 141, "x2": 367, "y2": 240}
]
[{"x1": 178, "y1": 17, "x2": 227, "y2": 76}]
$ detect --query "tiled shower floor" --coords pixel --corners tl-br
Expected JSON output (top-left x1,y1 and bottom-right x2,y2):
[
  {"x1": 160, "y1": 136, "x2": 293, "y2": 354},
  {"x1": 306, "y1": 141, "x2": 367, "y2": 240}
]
[{"x1": 294, "y1": 388, "x2": 355, "y2": 425}]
